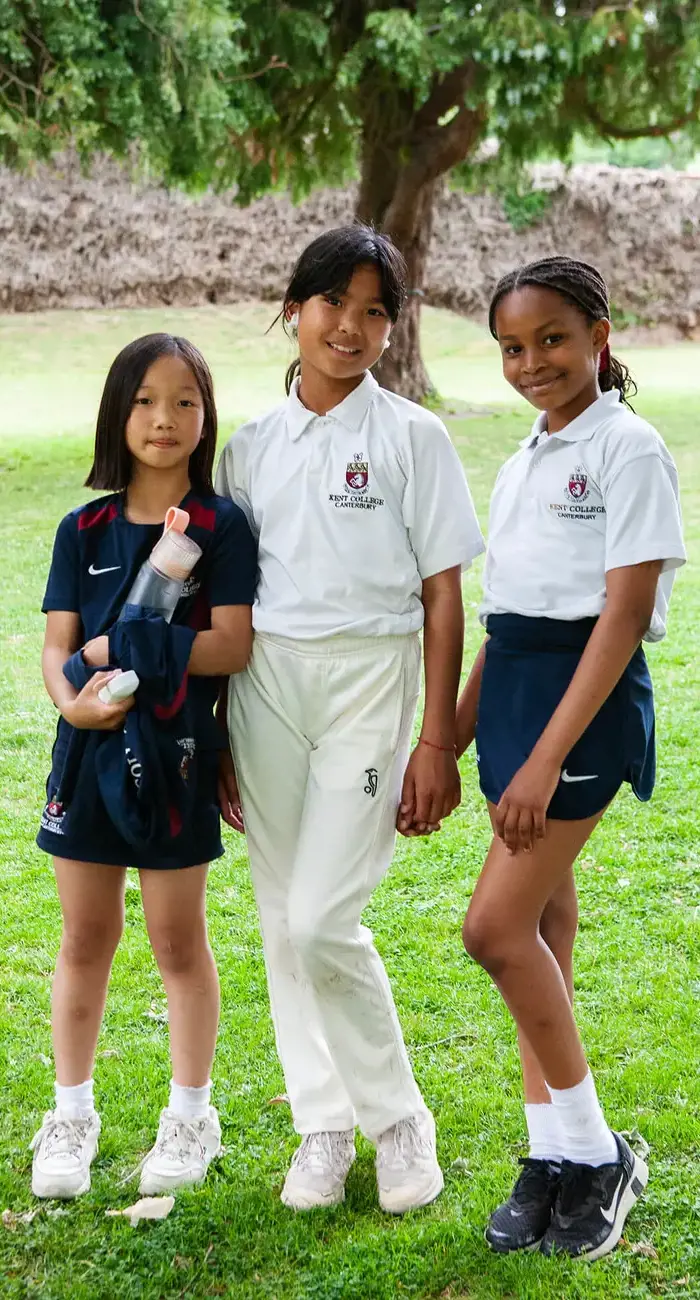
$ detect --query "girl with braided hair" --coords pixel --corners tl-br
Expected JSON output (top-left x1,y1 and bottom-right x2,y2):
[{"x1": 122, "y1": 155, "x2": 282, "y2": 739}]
[{"x1": 455, "y1": 256, "x2": 685, "y2": 1260}]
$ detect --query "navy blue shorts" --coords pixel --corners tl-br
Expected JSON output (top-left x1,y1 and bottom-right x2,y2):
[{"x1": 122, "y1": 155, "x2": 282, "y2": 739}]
[
  {"x1": 36, "y1": 734, "x2": 224, "y2": 871},
  {"x1": 475, "y1": 615, "x2": 655, "y2": 820}
]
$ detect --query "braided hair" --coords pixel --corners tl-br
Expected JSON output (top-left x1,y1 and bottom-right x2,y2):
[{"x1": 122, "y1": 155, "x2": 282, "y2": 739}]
[{"x1": 488, "y1": 256, "x2": 636, "y2": 407}]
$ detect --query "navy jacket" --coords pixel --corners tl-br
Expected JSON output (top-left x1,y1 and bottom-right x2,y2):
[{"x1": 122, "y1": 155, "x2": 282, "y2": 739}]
[{"x1": 56, "y1": 610, "x2": 201, "y2": 853}]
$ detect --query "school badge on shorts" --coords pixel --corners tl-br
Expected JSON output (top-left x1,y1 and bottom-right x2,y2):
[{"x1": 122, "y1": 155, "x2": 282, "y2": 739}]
[
  {"x1": 346, "y1": 460, "x2": 369, "y2": 493},
  {"x1": 41, "y1": 798, "x2": 66, "y2": 835},
  {"x1": 566, "y1": 465, "x2": 589, "y2": 502},
  {"x1": 177, "y1": 736, "x2": 196, "y2": 782}
]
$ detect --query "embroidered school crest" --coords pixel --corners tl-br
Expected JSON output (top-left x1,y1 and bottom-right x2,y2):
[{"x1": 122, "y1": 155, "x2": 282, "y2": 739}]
[
  {"x1": 177, "y1": 736, "x2": 196, "y2": 782},
  {"x1": 566, "y1": 466, "x2": 589, "y2": 502},
  {"x1": 346, "y1": 461, "x2": 369, "y2": 492},
  {"x1": 41, "y1": 799, "x2": 66, "y2": 835}
]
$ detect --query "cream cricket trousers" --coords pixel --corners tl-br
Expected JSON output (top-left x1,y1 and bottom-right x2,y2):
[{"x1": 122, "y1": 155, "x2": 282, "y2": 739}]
[{"x1": 229, "y1": 631, "x2": 426, "y2": 1140}]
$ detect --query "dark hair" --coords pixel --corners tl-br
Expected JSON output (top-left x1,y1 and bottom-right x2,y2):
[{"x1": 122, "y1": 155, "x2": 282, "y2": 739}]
[
  {"x1": 85, "y1": 334, "x2": 217, "y2": 493},
  {"x1": 275, "y1": 224, "x2": 407, "y2": 394},
  {"x1": 488, "y1": 255, "x2": 637, "y2": 406}
]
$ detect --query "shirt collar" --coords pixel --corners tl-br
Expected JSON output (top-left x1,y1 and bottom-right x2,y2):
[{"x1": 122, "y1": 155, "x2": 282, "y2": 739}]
[
  {"x1": 519, "y1": 389, "x2": 622, "y2": 449},
  {"x1": 286, "y1": 372, "x2": 378, "y2": 442}
]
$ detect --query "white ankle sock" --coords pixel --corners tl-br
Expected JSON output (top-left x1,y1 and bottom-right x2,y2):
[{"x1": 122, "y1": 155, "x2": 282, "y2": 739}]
[
  {"x1": 55, "y1": 1078, "x2": 95, "y2": 1120},
  {"x1": 169, "y1": 1079, "x2": 211, "y2": 1121},
  {"x1": 524, "y1": 1102, "x2": 564, "y2": 1163},
  {"x1": 547, "y1": 1071, "x2": 618, "y2": 1166}
]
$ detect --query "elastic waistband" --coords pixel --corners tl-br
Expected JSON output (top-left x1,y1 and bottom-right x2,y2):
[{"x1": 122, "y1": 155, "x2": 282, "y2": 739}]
[
  {"x1": 485, "y1": 614, "x2": 598, "y2": 652},
  {"x1": 255, "y1": 631, "x2": 419, "y2": 658}
]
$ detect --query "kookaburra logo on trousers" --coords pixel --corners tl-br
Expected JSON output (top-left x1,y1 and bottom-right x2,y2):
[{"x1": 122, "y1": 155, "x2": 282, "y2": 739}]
[{"x1": 364, "y1": 768, "x2": 378, "y2": 798}]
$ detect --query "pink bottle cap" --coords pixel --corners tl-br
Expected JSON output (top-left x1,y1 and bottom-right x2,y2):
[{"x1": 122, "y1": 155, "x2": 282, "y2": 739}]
[{"x1": 150, "y1": 508, "x2": 202, "y2": 581}]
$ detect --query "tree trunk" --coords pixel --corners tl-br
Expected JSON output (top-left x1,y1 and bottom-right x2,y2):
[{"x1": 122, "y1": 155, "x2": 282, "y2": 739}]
[
  {"x1": 355, "y1": 62, "x2": 485, "y2": 401},
  {"x1": 371, "y1": 180, "x2": 437, "y2": 401}
]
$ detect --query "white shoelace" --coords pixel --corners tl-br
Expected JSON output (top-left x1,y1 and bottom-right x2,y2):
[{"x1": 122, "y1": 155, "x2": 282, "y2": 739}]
[
  {"x1": 379, "y1": 1117, "x2": 431, "y2": 1171},
  {"x1": 122, "y1": 1113, "x2": 206, "y2": 1185},
  {"x1": 293, "y1": 1132, "x2": 351, "y2": 1175},
  {"x1": 31, "y1": 1115, "x2": 92, "y2": 1163},
  {"x1": 151, "y1": 1114, "x2": 206, "y2": 1164}
]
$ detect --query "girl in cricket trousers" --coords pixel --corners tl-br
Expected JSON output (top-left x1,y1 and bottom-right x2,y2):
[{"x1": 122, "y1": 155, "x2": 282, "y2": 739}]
[
  {"x1": 32, "y1": 334, "x2": 256, "y2": 1199},
  {"x1": 456, "y1": 256, "x2": 685, "y2": 1260},
  {"x1": 216, "y1": 225, "x2": 484, "y2": 1213}
]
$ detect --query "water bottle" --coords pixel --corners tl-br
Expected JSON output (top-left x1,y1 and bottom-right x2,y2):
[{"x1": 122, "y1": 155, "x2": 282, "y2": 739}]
[{"x1": 121, "y1": 507, "x2": 202, "y2": 623}]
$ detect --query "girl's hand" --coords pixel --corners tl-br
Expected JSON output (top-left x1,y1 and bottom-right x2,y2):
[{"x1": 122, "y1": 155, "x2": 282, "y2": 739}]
[
  {"x1": 398, "y1": 818, "x2": 442, "y2": 839},
  {"x1": 494, "y1": 755, "x2": 560, "y2": 855},
  {"x1": 218, "y1": 748, "x2": 244, "y2": 833},
  {"x1": 82, "y1": 635, "x2": 111, "y2": 668},
  {"x1": 63, "y1": 672, "x2": 134, "y2": 731},
  {"x1": 397, "y1": 742, "x2": 461, "y2": 835}
]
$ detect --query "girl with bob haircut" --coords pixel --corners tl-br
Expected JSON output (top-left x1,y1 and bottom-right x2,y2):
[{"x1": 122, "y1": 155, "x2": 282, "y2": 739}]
[
  {"x1": 216, "y1": 225, "x2": 484, "y2": 1214},
  {"x1": 456, "y1": 256, "x2": 685, "y2": 1260},
  {"x1": 32, "y1": 333, "x2": 257, "y2": 1201}
]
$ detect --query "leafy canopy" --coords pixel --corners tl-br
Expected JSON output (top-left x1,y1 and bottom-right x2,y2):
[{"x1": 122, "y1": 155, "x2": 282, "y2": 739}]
[{"x1": 2, "y1": 2, "x2": 699, "y2": 195}]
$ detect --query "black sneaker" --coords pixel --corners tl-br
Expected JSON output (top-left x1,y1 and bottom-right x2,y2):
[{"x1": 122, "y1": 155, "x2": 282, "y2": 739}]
[
  {"x1": 485, "y1": 1158, "x2": 561, "y2": 1253},
  {"x1": 541, "y1": 1132, "x2": 648, "y2": 1261}
]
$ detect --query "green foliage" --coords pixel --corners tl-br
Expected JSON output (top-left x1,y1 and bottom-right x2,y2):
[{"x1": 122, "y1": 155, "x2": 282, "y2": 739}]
[
  {"x1": 2, "y1": 2, "x2": 700, "y2": 198},
  {"x1": 571, "y1": 130, "x2": 698, "y2": 171},
  {"x1": 500, "y1": 184, "x2": 552, "y2": 231}
]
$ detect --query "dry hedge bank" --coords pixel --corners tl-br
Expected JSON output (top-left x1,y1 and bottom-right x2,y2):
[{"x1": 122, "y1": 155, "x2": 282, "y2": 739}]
[{"x1": 2, "y1": 156, "x2": 699, "y2": 334}]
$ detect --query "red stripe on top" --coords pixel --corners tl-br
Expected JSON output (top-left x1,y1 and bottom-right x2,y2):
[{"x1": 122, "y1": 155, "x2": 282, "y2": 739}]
[
  {"x1": 154, "y1": 671, "x2": 188, "y2": 721},
  {"x1": 78, "y1": 502, "x2": 119, "y2": 531},
  {"x1": 168, "y1": 804, "x2": 183, "y2": 838},
  {"x1": 187, "y1": 588, "x2": 211, "y2": 632},
  {"x1": 187, "y1": 501, "x2": 216, "y2": 532}
]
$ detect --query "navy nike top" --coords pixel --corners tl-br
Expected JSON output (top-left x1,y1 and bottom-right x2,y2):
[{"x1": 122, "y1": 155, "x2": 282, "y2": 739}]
[{"x1": 43, "y1": 490, "x2": 257, "y2": 737}]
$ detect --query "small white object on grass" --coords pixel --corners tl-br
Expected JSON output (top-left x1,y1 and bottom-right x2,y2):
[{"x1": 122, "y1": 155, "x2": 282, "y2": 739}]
[{"x1": 105, "y1": 1196, "x2": 175, "y2": 1226}]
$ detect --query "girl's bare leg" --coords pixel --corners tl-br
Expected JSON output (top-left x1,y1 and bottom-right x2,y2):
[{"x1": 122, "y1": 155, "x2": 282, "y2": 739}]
[
  {"x1": 517, "y1": 869, "x2": 579, "y2": 1103},
  {"x1": 139, "y1": 865, "x2": 219, "y2": 1086},
  {"x1": 51, "y1": 858, "x2": 126, "y2": 1085},
  {"x1": 463, "y1": 809, "x2": 603, "y2": 1090}
]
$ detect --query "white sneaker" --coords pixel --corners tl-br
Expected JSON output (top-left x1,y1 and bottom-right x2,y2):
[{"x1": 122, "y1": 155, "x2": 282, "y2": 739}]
[
  {"x1": 31, "y1": 1109, "x2": 101, "y2": 1199},
  {"x1": 138, "y1": 1107, "x2": 221, "y2": 1194},
  {"x1": 281, "y1": 1130, "x2": 356, "y2": 1210},
  {"x1": 375, "y1": 1111, "x2": 444, "y2": 1214}
]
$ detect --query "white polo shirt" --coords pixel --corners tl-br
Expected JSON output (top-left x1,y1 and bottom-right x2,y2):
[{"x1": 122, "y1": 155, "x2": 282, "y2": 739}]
[
  {"x1": 480, "y1": 389, "x2": 686, "y2": 642},
  {"x1": 215, "y1": 372, "x2": 484, "y2": 638}
]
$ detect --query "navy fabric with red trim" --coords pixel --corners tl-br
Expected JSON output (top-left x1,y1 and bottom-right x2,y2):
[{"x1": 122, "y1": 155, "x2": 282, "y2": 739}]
[{"x1": 57, "y1": 614, "x2": 199, "y2": 852}]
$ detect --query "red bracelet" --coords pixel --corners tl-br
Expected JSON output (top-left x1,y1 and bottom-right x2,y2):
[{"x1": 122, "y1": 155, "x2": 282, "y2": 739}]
[{"x1": 419, "y1": 736, "x2": 457, "y2": 753}]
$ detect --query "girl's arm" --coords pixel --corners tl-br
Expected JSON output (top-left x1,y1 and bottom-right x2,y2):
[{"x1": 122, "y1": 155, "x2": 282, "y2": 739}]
[
  {"x1": 187, "y1": 605, "x2": 253, "y2": 676},
  {"x1": 455, "y1": 639, "x2": 488, "y2": 759},
  {"x1": 397, "y1": 565, "x2": 463, "y2": 834},
  {"x1": 496, "y1": 559, "x2": 662, "y2": 855},
  {"x1": 43, "y1": 611, "x2": 131, "y2": 731},
  {"x1": 215, "y1": 678, "x2": 245, "y2": 833},
  {"x1": 83, "y1": 606, "x2": 254, "y2": 677}
]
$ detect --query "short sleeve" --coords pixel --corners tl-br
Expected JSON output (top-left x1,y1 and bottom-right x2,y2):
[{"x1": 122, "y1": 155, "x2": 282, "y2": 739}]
[
  {"x1": 215, "y1": 430, "x2": 256, "y2": 535},
  {"x1": 602, "y1": 453, "x2": 686, "y2": 574},
  {"x1": 206, "y1": 503, "x2": 258, "y2": 607},
  {"x1": 42, "y1": 514, "x2": 80, "y2": 613},
  {"x1": 404, "y1": 414, "x2": 485, "y2": 579}
]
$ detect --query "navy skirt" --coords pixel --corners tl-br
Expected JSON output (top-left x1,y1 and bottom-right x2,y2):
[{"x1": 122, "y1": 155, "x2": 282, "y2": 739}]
[{"x1": 475, "y1": 615, "x2": 655, "y2": 820}]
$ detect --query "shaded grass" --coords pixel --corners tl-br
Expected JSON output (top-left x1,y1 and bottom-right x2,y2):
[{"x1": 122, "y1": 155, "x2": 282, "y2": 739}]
[{"x1": 0, "y1": 306, "x2": 698, "y2": 1299}]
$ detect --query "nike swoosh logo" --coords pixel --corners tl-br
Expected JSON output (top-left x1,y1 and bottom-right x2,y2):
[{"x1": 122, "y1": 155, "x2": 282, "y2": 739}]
[
  {"x1": 88, "y1": 564, "x2": 121, "y2": 576},
  {"x1": 561, "y1": 769, "x2": 598, "y2": 783},
  {"x1": 600, "y1": 1173, "x2": 625, "y2": 1225}
]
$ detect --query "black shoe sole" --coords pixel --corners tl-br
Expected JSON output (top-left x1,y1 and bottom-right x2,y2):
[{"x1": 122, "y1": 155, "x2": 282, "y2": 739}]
[{"x1": 484, "y1": 1228, "x2": 544, "y2": 1255}]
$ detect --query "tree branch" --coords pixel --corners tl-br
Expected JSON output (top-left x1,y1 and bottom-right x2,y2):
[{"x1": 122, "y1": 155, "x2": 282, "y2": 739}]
[
  {"x1": 583, "y1": 88, "x2": 700, "y2": 139},
  {"x1": 221, "y1": 54, "x2": 289, "y2": 84}
]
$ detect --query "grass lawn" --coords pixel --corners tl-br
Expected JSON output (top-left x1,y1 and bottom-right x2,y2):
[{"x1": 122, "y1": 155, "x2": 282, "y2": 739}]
[{"x1": 0, "y1": 305, "x2": 698, "y2": 1300}]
